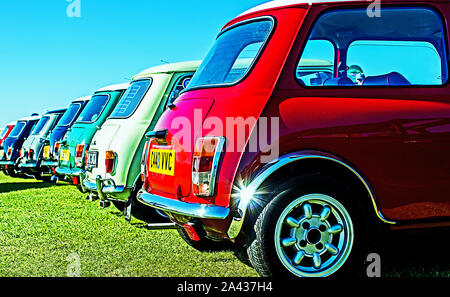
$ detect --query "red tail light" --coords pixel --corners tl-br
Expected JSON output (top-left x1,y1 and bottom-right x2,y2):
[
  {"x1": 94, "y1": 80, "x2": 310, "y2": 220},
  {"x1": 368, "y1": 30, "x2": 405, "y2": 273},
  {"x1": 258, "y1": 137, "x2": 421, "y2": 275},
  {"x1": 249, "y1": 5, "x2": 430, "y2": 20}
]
[
  {"x1": 105, "y1": 151, "x2": 115, "y2": 174},
  {"x1": 53, "y1": 142, "x2": 61, "y2": 158},
  {"x1": 28, "y1": 149, "x2": 34, "y2": 159},
  {"x1": 7, "y1": 148, "x2": 12, "y2": 160},
  {"x1": 75, "y1": 144, "x2": 85, "y2": 167},
  {"x1": 141, "y1": 141, "x2": 150, "y2": 182},
  {"x1": 75, "y1": 144, "x2": 84, "y2": 158},
  {"x1": 192, "y1": 137, "x2": 225, "y2": 197}
]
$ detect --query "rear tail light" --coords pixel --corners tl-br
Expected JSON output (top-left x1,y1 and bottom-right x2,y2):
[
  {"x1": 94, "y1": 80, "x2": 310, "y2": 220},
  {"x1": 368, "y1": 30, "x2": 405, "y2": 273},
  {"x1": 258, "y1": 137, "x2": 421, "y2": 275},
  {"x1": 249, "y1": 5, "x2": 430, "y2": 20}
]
[
  {"x1": 105, "y1": 151, "x2": 116, "y2": 174},
  {"x1": 53, "y1": 142, "x2": 61, "y2": 159},
  {"x1": 192, "y1": 137, "x2": 225, "y2": 197},
  {"x1": 75, "y1": 144, "x2": 85, "y2": 167},
  {"x1": 141, "y1": 140, "x2": 150, "y2": 182},
  {"x1": 28, "y1": 149, "x2": 34, "y2": 159},
  {"x1": 7, "y1": 148, "x2": 12, "y2": 160}
]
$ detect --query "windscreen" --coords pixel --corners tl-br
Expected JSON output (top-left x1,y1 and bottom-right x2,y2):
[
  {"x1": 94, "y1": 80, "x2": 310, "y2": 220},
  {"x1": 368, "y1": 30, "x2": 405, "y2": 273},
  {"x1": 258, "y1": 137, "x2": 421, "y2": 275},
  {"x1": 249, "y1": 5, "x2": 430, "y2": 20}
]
[
  {"x1": 186, "y1": 19, "x2": 273, "y2": 90},
  {"x1": 58, "y1": 103, "x2": 82, "y2": 127},
  {"x1": 76, "y1": 95, "x2": 109, "y2": 123},
  {"x1": 109, "y1": 79, "x2": 152, "y2": 119},
  {"x1": 31, "y1": 116, "x2": 50, "y2": 135},
  {"x1": 8, "y1": 121, "x2": 26, "y2": 138}
]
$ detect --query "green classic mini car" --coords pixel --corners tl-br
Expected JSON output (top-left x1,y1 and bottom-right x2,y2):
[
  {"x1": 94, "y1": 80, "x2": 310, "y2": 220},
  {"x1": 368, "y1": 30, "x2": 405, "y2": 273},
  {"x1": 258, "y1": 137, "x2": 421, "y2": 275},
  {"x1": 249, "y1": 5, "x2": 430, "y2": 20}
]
[
  {"x1": 82, "y1": 61, "x2": 199, "y2": 221},
  {"x1": 55, "y1": 84, "x2": 128, "y2": 188}
]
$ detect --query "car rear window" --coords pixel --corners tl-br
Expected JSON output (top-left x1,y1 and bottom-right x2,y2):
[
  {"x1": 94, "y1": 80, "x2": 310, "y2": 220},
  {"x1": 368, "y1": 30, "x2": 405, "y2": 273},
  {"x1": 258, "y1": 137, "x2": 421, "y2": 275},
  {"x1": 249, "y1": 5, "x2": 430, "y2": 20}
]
[
  {"x1": 58, "y1": 103, "x2": 82, "y2": 127},
  {"x1": 186, "y1": 18, "x2": 274, "y2": 90},
  {"x1": 9, "y1": 121, "x2": 26, "y2": 138},
  {"x1": 31, "y1": 116, "x2": 50, "y2": 135},
  {"x1": 109, "y1": 79, "x2": 152, "y2": 119},
  {"x1": 76, "y1": 94, "x2": 110, "y2": 123}
]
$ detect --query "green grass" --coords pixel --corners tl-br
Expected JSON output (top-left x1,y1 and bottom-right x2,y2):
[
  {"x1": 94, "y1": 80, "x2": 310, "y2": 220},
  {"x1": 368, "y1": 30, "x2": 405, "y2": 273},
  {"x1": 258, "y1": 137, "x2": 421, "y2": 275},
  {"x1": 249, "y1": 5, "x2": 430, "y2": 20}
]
[
  {"x1": 0, "y1": 173, "x2": 257, "y2": 277},
  {"x1": 0, "y1": 173, "x2": 449, "y2": 277}
]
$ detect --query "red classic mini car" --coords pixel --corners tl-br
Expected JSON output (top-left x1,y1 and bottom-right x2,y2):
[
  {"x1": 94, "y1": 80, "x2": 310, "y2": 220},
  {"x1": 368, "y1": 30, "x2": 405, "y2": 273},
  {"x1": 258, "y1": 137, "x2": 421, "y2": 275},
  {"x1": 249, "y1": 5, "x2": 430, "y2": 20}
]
[{"x1": 138, "y1": 0, "x2": 450, "y2": 277}]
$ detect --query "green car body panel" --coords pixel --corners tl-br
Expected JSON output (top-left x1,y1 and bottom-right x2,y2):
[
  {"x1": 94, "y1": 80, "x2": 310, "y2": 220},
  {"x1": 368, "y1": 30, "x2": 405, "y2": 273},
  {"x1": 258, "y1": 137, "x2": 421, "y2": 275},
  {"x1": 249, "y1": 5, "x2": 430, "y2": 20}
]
[
  {"x1": 56, "y1": 84, "x2": 128, "y2": 178},
  {"x1": 83, "y1": 61, "x2": 200, "y2": 202}
]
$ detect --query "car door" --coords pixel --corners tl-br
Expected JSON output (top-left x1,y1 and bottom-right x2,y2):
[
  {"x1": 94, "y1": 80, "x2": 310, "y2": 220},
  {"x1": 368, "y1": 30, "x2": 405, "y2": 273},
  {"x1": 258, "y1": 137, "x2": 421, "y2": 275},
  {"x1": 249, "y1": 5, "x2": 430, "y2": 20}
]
[{"x1": 271, "y1": 3, "x2": 450, "y2": 222}]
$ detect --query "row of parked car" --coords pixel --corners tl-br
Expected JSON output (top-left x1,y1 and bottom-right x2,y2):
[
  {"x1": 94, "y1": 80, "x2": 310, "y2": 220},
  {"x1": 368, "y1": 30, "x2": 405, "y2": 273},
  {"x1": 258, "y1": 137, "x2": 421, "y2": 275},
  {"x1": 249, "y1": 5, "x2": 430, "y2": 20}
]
[{"x1": 2, "y1": 0, "x2": 450, "y2": 278}]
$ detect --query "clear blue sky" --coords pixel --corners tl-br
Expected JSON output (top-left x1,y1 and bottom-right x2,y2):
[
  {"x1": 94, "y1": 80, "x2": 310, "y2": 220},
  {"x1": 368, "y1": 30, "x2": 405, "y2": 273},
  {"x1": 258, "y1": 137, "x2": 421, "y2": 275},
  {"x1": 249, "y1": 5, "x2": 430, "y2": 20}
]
[{"x1": 0, "y1": 0, "x2": 267, "y2": 128}]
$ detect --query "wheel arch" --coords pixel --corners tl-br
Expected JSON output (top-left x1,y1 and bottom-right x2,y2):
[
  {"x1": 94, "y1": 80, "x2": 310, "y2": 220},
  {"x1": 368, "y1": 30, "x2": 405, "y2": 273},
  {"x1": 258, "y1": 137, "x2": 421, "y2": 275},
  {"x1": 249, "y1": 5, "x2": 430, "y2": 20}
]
[{"x1": 227, "y1": 150, "x2": 396, "y2": 241}]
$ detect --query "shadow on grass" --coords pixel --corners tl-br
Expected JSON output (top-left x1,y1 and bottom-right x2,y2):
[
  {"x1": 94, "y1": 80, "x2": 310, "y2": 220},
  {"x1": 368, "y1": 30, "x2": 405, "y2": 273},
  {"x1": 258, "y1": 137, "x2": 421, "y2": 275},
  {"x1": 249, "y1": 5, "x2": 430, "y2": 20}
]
[
  {"x1": 375, "y1": 227, "x2": 450, "y2": 277},
  {"x1": 0, "y1": 182, "x2": 58, "y2": 194}
]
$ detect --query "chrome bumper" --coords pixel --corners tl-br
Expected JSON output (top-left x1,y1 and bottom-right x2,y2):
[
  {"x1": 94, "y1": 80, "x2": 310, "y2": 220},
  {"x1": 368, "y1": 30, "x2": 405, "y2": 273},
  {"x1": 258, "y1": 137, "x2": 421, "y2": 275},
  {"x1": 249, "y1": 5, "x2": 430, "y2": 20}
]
[
  {"x1": 137, "y1": 190, "x2": 230, "y2": 220},
  {"x1": 0, "y1": 161, "x2": 15, "y2": 167},
  {"x1": 55, "y1": 166, "x2": 84, "y2": 177},
  {"x1": 83, "y1": 175, "x2": 126, "y2": 201},
  {"x1": 41, "y1": 161, "x2": 58, "y2": 168},
  {"x1": 18, "y1": 162, "x2": 38, "y2": 169}
]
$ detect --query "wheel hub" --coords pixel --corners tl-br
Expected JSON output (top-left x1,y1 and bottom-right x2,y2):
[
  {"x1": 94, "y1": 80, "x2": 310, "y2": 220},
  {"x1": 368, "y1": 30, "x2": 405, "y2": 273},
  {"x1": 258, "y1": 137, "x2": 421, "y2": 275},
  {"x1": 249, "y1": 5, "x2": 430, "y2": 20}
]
[{"x1": 274, "y1": 194, "x2": 354, "y2": 277}]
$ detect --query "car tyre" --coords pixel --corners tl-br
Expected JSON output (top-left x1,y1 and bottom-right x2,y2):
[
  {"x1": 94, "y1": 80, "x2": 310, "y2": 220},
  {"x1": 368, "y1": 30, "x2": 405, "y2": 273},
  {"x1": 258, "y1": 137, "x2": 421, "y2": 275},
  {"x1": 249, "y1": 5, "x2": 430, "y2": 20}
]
[{"x1": 247, "y1": 174, "x2": 370, "y2": 278}]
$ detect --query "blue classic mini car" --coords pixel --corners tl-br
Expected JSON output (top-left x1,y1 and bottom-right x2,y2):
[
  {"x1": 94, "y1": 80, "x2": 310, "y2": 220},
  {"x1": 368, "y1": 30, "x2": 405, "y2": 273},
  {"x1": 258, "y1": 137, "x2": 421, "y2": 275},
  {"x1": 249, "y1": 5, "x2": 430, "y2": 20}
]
[
  {"x1": 0, "y1": 114, "x2": 41, "y2": 177},
  {"x1": 17, "y1": 109, "x2": 67, "y2": 180},
  {"x1": 40, "y1": 96, "x2": 90, "y2": 178}
]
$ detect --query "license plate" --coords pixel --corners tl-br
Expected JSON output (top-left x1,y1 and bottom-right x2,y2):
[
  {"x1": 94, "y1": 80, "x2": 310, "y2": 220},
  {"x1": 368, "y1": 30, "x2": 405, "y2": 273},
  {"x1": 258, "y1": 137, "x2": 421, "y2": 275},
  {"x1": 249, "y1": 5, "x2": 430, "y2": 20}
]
[
  {"x1": 148, "y1": 149, "x2": 175, "y2": 176},
  {"x1": 43, "y1": 146, "x2": 50, "y2": 159},
  {"x1": 86, "y1": 151, "x2": 98, "y2": 167},
  {"x1": 60, "y1": 149, "x2": 70, "y2": 162}
]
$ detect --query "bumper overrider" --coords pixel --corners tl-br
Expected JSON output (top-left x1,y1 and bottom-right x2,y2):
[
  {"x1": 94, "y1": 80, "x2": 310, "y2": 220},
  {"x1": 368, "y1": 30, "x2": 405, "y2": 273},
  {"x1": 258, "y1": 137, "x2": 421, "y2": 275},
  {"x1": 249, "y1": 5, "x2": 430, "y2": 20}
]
[{"x1": 83, "y1": 175, "x2": 127, "y2": 201}]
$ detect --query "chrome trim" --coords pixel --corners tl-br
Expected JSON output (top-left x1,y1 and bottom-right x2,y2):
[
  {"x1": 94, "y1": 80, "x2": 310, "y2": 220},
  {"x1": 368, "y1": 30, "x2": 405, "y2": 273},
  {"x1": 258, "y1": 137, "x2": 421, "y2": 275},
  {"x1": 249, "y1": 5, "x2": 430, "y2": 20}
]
[
  {"x1": 84, "y1": 175, "x2": 127, "y2": 201},
  {"x1": 227, "y1": 153, "x2": 397, "y2": 240},
  {"x1": 137, "y1": 190, "x2": 230, "y2": 220},
  {"x1": 41, "y1": 161, "x2": 58, "y2": 167},
  {"x1": 83, "y1": 180, "x2": 97, "y2": 192},
  {"x1": 55, "y1": 166, "x2": 85, "y2": 177},
  {"x1": 96, "y1": 175, "x2": 106, "y2": 201},
  {"x1": 0, "y1": 161, "x2": 15, "y2": 166},
  {"x1": 18, "y1": 163, "x2": 38, "y2": 169},
  {"x1": 103, "y1": 185, "x2": 126, "y2": 194}
]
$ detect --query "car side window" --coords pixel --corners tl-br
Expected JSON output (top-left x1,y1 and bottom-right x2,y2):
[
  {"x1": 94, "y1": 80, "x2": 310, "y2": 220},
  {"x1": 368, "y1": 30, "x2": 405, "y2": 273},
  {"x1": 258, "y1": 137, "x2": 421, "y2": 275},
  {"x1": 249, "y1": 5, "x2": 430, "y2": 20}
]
[
  {"x1": 296, "y1": 7, "x2": 448, "y2": 87},
  {"x1": 167, "y1": 74, "x2": 194, "y2": 106},
  {"x1": 297, "y1": 40, "x2": 335, "y2": 86}
]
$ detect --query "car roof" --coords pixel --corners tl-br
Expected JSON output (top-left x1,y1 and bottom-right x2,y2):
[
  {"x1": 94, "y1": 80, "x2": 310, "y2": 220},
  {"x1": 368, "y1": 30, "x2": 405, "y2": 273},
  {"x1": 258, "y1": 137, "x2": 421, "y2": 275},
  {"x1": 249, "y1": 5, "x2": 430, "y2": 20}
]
[
  {"x1": 95, "y1": 83, "x2": 130, "y2": 93},
  {"x1": 17, "y1": 115, "x2": 41, "y2": 122},
  {"x1": 133, "y1": 60, "x2": 201, "y2": 80},
  {"x1": 7, "y1": 121, "x2": 17, "y2": 126},
  {"x1": 237, "y1": 0, "x2": 443, "y2": 18},
  {"x1": 45, "y1": 109, "x2": 67, "y2": 115},
  {"x1": 238, "y1": 0, "x2": 361, "y2": 17},
  {"x1": 71, "y1": 96, "x2": 91, "y2": 103}
]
